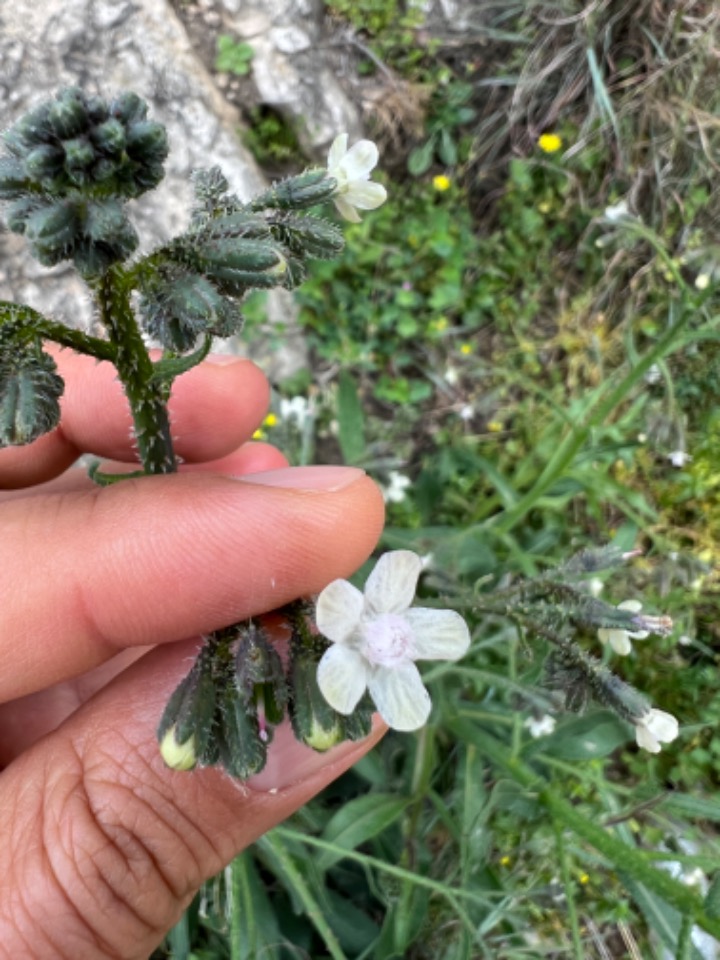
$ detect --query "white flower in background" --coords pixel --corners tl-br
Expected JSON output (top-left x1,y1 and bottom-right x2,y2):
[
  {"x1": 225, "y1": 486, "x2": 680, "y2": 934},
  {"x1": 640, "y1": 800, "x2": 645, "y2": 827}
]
[
  {"x1": 597, "y1": 599, "x2": 649, "y2": 656},
  {"x1": 315, "y1": 551, "x2": 471, "y2": 731},
  {"x1": 524, "y1": 714, "x2": 556, "y2": 738},
  {"x1": 381, "y1": 471, "x2": 412, "y2": 504},
  {"x1": 644, "y1": 364, "x2": 661, "y2": 385},
  {"x1": 603, "y1": 200, "x2": 633, "y2": 222},
  {"x1": 695, "y1": 273, "x2": 711, "y2": 291},
  {"x1": 326, "y1": 133, "x2": 387, "y2": 223},
  {"x1": 279, "y1": 395, "x2": 310, "y2": 424},
  {"x1": 634, "y1": 708, "x2": 679, "y2": 754},
  {"x1": 667, "y1": 450, "x2": 692, "y2": 468}
]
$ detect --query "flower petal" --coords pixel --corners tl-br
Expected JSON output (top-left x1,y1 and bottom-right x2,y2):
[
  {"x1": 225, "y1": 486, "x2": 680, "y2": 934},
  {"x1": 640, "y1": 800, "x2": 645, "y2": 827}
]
[
  {"x1": 327, "y1": 133, "x2": 348, "y2": 172},
  {"x1": 645, "y1": 708, "x2": 679, "y2": 743},
  {"x1": 368, "y1": 661, "x2": 431, "y2": 731},
  {"x1": 618, "y1": 599, "x2": 643, "y2": 613},
  {"x1": 339, "y1": 139, "x2": 378, "y2": 179},
  {"x1": 635, "y1": 724, "x2": 660, "y2": 753},
  {"x1": 333, "y1": 195, "x2": 362, "y2": 223},
  {"x1": 598, "y1": 627, "x2": 632, "y2": 655},
  {"x1": 316, "y1": 578, "x2": 364, "y2": 643},
  {"x1": 404, "y1": 607, "x2": 471, "y2": 660},
  {"x1": 364, "y1": 550, "x2": 422, "y2": 616},
  {"x1": 317, "y1": 644, "x2": 368, "y2": 714},
  {"x1": 344, "y1": 180, "x2": 387, "y2": 210}
]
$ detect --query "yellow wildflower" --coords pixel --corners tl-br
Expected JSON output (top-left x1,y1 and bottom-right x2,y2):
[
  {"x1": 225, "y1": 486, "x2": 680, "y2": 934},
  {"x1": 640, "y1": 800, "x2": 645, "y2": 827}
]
[
  {"x1": 263, "y1": 413, "x2": 278, "y2": 427},
  {"x1": 538, "y1": 133, "x2": 563, "y2": 154},
  {"x1": 460, "y1": 343, "x2": 473, "y2": 356},
  {"x1": 487, "y1": 420, "x2": 503, "y2": 433},
  {"x1": 252, "y1": 428, "x2": 265, "y2": 440},
  {"x1": 579, "y1": 873, "x2": 590, "y2": 885},
  {"x1": 500, "y1": 855, "x2": 512, "y2": 867},
  {"x1": 433, "y1": 174, "x2": 451, "y2": 192}
]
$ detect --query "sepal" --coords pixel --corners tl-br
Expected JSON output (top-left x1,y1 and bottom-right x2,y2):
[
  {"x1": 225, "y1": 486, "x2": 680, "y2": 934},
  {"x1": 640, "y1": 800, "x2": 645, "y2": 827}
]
[{"x1": 157, "y1": 646, "x2": 218, "y2": 770}]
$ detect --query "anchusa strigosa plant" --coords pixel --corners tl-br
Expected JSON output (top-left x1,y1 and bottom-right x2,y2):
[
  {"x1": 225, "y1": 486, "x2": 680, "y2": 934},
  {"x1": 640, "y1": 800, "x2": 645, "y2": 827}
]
[{"x1": 0, "y1": 88, "x2": 678, "y2": 780}]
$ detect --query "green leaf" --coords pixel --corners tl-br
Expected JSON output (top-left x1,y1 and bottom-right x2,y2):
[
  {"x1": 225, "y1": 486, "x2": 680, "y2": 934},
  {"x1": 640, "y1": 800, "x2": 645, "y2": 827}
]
[
  {"x1": 530, "y1": 711, "x2": 629, "y2": 761},
  {"x1": 318, "y1": 793, "x2": 408, "y2": 871},
  {"x1": 407, "y1": 138, "x2": 435, "y2": 176},
  {"x1": 336, "y1": 369, "x2": 365, "y2": 464},
  {"x1": 437, "y1": 128, "x2": 457, "y2": 166}
]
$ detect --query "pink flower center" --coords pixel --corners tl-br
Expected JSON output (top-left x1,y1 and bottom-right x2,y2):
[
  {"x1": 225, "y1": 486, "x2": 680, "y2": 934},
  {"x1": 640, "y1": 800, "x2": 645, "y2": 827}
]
[{"x1": 361, "y1": 614, "x2": 415, "y2": 667}]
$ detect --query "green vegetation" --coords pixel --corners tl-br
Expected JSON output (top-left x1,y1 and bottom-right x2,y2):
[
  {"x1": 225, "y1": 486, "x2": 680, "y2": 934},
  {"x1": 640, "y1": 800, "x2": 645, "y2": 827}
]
[{"x1": 158, "y1": 3, "x2": 720, "y2": 957}]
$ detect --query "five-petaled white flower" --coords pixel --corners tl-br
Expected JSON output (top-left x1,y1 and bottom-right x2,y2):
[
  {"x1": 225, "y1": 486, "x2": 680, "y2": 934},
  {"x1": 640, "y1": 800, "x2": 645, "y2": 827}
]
[
  {"x1": 634, "y1": 708, "x2": 679, "y2": 754},
  {"x1": 598, "y1": 599, "x2": 648, "y2": 656},
  {"x1": 315, "y1": 550, "x2": 470, "y2": 731},
  {"x1": 326, "y1": 133, "x2": 387, "y2": 223}
]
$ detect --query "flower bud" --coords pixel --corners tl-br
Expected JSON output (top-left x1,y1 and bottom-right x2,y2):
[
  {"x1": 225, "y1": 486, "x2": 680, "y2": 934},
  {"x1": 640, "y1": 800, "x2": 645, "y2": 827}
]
[
  {"x1": 25, "y1": 144, "x2": 66, "y2": 182},
  {"x1": 272, "y1": 215, "x2": 344, "y2": 258},
  {"x1": 216, "y1": 682, "x2": 268, "y2": 779},
  {"x1": 46, "y1": 89, "x2": 89, "y2": 140},
  {"x1": 109, "y1": 91, "x2": 149, "y2": 125},
  {"x1": 159, "y1": 726, "x2": 198, "y2": 772},
  {"x1": 235, "y1": 624, "x2": 288, "y2": 737},
  {"x1": 289, "y1": 634, "x2": 346, "y2": 752},
  {"x1": 89, "y1": 118, "x2": 126, "y2": 157},
  {"x1": 139, "y1": 271, "x2": 242, "y2": 351},
  {"x1": 256, "y1": 169, "x2": 337, "y2": 211},
  {"x1": 125, "y1": 120, "x2": 169, "y2": 165},
  {"x1": 156, "y1": 648, "x2": 218, "y2": 770}
]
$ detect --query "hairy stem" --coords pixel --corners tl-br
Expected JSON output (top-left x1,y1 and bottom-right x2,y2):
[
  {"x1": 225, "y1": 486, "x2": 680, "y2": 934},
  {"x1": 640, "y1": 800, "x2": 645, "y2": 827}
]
[{"x1": 96, "y1": 267, "x2": 177, "y2": 474}]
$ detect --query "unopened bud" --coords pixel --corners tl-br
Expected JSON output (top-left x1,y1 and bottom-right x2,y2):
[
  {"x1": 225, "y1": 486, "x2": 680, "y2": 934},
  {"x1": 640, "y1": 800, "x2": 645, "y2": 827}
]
[{"x1": 159, "y1": 726, "x2": 198, "y2": 772}]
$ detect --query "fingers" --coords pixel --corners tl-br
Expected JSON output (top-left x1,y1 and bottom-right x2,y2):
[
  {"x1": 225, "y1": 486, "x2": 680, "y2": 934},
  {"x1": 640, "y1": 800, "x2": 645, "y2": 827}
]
[
  {"x1": 0, "y1": 466, "x2": 385, "y2": 701},
  {"x1": 0, "y1": 638, "x2": 386, "y2": 957},
  {"x1": 0, "y1": 351, "x2": 271, "y2": 489}
]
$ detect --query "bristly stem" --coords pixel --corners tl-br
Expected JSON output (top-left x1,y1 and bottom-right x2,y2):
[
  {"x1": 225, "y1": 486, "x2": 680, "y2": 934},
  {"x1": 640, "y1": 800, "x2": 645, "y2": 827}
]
[{"x1": 95, "y1": 267, "x2": 177, "y2": 475}]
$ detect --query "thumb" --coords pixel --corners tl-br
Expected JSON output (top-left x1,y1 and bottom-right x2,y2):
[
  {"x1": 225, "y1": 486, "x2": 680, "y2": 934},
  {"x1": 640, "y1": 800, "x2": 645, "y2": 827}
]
[{"x1": 1, "y1": 639, "x2": 385, "y2": 959}]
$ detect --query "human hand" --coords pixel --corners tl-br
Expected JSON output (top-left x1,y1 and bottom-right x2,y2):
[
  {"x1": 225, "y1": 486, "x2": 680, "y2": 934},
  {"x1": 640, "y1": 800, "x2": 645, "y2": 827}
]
[{"x1": 0, "y1": 349, "x2": 385, "y2": 958}]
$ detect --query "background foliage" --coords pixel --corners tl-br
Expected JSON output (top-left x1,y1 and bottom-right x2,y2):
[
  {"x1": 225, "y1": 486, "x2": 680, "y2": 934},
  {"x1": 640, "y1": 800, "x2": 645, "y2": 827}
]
[{"x1": 157, "y1": 2, "x2": 720, "y2": 957}]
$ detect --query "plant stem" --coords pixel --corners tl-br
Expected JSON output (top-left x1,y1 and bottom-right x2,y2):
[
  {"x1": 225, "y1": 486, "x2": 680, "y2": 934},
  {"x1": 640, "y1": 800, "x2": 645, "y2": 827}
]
[
  {"x1": 96, "y1": 267, "x2": 177, "y2": 474},
  {"x1": 0, "y1": 302, "x2": 116, "y2": 361}
]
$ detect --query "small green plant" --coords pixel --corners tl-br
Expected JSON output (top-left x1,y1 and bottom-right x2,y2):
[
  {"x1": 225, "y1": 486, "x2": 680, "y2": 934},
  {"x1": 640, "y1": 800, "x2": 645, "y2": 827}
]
[{"x1": 214, "y1": 34, "x2": 255, "y2": 77}]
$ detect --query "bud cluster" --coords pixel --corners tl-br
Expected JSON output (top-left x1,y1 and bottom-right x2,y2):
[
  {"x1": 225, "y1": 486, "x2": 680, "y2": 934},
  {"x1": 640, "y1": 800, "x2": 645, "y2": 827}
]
[
  {"x1": 0, "y1": 88, "x2": 168, "y2": 276},
  {"x1": 137, "y1": 167, "x2": 345, "y2": 351},
  {"x1": 158, "y1": 603, "x2": 371, "y2": 778}
]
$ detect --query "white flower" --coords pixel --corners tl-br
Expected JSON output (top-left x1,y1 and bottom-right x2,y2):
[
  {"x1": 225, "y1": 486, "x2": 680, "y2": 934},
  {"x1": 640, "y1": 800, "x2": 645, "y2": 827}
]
[
  {"x1": 668, "y1": 450, "x2": 692, "y2": 468},
  {"x1": 597, "y1": 599, "x2": 648, "y2": 656},
  {"x1": 634, "y1": 708, "x2": 679, "y2": 753},
  {"x1": 381, "y1": 471, "x2": 412, "y2": 504},
  {"x1": 279, "y1": 395, "x2": 310, "y2": 424},
  {"x1": 524, "y1": 714, "x2": 556, "y2": 738},
  {"x1": 603, "y1": 200, "x2": 632, "y2": 222},
  {"x1": 315, "y1": 551, "x2": 471, "y2": 731},
  {"x1": 326, "y1": 133, "x2": 387, "y2": 223},
  {"x1": 695, "y1": 273, "x2": 711, "y2": 291}
]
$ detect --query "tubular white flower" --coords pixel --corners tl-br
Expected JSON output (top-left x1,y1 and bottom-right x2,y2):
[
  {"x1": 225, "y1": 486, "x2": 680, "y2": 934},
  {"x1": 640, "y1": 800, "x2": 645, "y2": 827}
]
[
  {"x1": 326, "y1": 133, "x2": 387, "y2": 223},
  {"x1": 315, "y1": 550, "x2": 471, "y2": 731},
  {"x1": 634, "y1": 708, "x2": 679, "y2": 753},
  {"x1": 598, "y1": 599, "x2": 648, "y2": 655}
]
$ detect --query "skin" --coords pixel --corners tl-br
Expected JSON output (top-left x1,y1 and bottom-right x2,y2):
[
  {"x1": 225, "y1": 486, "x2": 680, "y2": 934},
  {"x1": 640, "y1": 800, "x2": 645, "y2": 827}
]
[{"x1": 0, "y1": 348, "x2": 386, "y2": 959}]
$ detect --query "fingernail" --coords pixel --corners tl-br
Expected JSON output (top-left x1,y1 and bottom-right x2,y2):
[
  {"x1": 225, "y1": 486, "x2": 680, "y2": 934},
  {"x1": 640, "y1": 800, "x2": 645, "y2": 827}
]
[
  {"x1": 247, "y1": 720, "x2": 377, "y2": 792},
  {"x1": 237, "y1": 465, "x2": 365, "y2": 492}
]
